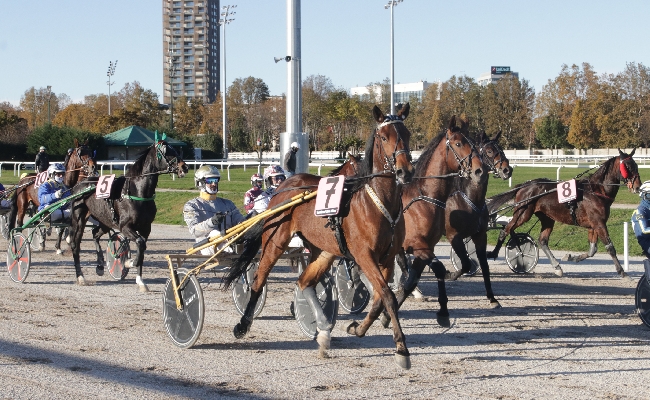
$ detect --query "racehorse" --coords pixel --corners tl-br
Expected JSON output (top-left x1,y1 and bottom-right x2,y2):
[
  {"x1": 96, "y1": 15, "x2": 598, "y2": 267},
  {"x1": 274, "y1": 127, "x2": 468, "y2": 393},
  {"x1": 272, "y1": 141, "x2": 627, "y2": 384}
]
[
  {"x1": 445, "y1": 131, "x2": 511, "y2": 308},
  {"x1": 486, "y1": 149, "x2": 640, "y2": 278},
  {"x1": 223, "y1": 104, "x2": 415, "y2": 369},
  {"x1": 385, "y1": 116, "x2": 484, "y2": 328},
  {"x1": 68, "y1": 138, "x2": 188, "y2": 289},
  {"x1": 327, "y1": 153, "x2": 362, "y2": 177},
  {"x1": 7, "y1": 139, "x2": 96, "y2": 252}
]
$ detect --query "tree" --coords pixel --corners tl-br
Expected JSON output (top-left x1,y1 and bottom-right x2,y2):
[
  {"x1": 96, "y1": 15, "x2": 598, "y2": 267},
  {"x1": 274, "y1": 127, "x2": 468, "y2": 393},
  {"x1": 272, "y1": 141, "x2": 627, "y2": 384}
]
[
  {"x1": 483, "y1": 75, "x2": 535, "y2": 149},
  {"x1": 536, "y1": 115, "x2": 568, "y2": 152}
]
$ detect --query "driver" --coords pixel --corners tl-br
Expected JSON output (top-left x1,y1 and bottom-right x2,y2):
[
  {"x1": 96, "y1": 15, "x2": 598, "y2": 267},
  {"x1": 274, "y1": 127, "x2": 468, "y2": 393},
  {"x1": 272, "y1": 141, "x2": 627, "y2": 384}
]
[
  {"x1": 632, "y1": 180, "x2": 650, "y2": 258},
  {"x1": 183, "y1": 165, "x2": 245, "y2": 255},
  {"x1": 37, "y1": 163, "x2": 71, "y2": 222},
  {"x1": 252, "y1": 165, "x2": 286, "y2": 214}
]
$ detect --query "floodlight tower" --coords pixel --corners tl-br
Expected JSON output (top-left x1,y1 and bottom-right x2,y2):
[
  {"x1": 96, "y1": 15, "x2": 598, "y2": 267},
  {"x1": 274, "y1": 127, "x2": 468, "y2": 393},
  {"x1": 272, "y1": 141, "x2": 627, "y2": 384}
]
[
  {"x1": 107, "y1": 60, "x2": 118, "y2": 115},
  {"x1": 384, "y1": 0, "x2": 403, "y2": 115},
  {"x1": 219, "y1": 4, "x2": 236, "y2": 160}
]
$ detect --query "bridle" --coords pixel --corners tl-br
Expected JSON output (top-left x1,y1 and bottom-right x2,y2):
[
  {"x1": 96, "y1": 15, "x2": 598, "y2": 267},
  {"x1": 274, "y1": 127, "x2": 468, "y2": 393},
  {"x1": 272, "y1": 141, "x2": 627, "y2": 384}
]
[
  {"x1": 67, "y1": 146, "x2": 95, "y2": 179},
  {"x1": 620, "y1": 156, "x2": 640, "y2": 190},
  {"x1": 478, "y1": 140, "x2": 508, "y2": 178},
  {"x1": 153, "y1": 141, "x2": 183, "y2": 175},
  {"x1": 375, "y1": 116, "x2": 411, "y2": 174},
  {"x1": 446, "y1": 130, "x2": 480, "y2": 179}
]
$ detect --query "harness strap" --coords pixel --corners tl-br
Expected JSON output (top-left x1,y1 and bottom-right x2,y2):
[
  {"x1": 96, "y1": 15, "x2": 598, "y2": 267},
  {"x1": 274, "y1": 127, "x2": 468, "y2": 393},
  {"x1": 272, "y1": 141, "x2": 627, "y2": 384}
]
[
  {"x1": 451, "y1": 190, "x2": 484, "y2": 214},
  {"x1": 325, "y1": 216, "x2": 356, "y2": 262},
  {"x1": 364, "y1": 184, "x2": 401, "y2": 229},
  {"x1": 403, "y1": 195, "x2": 446, "y2": 212}
]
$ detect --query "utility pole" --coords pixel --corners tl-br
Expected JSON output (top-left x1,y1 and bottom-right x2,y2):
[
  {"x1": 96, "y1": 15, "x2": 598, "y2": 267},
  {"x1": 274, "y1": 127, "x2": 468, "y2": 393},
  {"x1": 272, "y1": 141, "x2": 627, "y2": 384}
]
[
  {"x1": 167, "y1": 50, "x2": 178, "y2": 132},
  {"x1": 219, "y1": 4, "x2": 236, "y2": 160},
  {"x1": 384, "y1": 0, "x2": 403, "y2": 115},
  {"x1": 46, "y1": 85, "x2": 52, "y2": 125},
  {"x1": 107, "y1": 60, "x2": 117, "y2": 115}
]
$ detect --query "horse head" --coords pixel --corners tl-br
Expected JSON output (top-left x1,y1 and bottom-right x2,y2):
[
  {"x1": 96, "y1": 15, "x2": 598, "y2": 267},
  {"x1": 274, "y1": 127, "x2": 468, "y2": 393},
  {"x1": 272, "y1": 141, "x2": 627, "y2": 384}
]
[
  {"x1": 65, "y1": 138, "x2": 97, "y2": 187},
  {"x1": 445, "y1": 116, "x2": 483, "y2": 181},
  {"x1": 154, "y1": 140, "x2": 189, "y2": 178},
  {"x1": 476, "y1": 130, "x2": 511, "y2": 180},
  {"x1": 371, "y1": 103, "x2": 414, "y2": 184},
  {"x1": 618, "y1": 148, "x2": 640, "y2": 193}
]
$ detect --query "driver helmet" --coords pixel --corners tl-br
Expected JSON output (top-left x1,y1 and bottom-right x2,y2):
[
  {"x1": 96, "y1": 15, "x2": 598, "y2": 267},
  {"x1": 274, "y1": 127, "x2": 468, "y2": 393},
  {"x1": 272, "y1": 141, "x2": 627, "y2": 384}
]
[
  {"x1": 39, "y1": 146, "x2": 46, "y2": 151},
  {"x1": 290, "y1": 142, "x2": 300, "y2": 151},
  {"x1": 194, "y1": 165, "x2": 221, "y2": 194},
  {"x1": 640, "y1": 180, "x2": 650, "y2": 200},
  {"x1": 250, "y1": 173, "x2": 263, "y2": 188},
  {"x1": 67, "y1": 148, "x2": 74, "y2": 155},
  {"x1": 263, "y1": 165, "x2": 286, "y2": 188},
  {"x1": 47, "y1": 163, "x2": 66, "y2": 183}
]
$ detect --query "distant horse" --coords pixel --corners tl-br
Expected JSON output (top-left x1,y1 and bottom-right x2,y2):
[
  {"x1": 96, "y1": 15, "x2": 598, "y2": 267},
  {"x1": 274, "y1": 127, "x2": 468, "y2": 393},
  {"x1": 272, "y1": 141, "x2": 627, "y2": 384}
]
[
  {"x1": 223, "y1": 105, "x2": 415, "y2": 369},
  {"x1": 386, "y1": 116, "x2": 484, "y2": 328},
  {"x1": 7, "y1": 139, "x2": 96, "y2": 252},
  {"x1": 445, "y1": 131, "x2": 511, "y2": 308},
  {"x1": 68, "y1": 139, "x2": 188, "y2": 289},
  {"x1": 487, "y1": 149, "x2": 640, "y2": 278}
]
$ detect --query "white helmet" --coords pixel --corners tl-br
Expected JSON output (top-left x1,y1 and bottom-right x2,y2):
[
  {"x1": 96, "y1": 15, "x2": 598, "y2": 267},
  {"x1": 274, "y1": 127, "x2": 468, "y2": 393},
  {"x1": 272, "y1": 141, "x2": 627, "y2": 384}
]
[
  {"x1": 47, "y1": 163, "x2": 65, "y2": 177},
  {"x1": 194, "y1": 165, "x2": 221, "y2": 193},
  {"x1": 263, "y1": 165, "x2": 286, "y2": 188},
  {"x1": 640, "y1": 180, "x2": 650, "y2": 199},
  {"x1": 290, "y1": 142, "x2": 300, "y2": 150}
]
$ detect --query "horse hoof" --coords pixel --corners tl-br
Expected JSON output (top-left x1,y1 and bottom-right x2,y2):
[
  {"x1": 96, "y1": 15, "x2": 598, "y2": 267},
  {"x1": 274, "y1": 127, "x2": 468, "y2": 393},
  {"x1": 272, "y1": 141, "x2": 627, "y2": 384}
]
[
  {"x1": 56, "y1": 249, "x2": 63, "y2": 255},
  {"x1": 436, "y1": 312, "x2": 451, "y2": 328},
  {"x1": 316, "y1": 329, "x2": 331, "y2": 350},
  {"x1": 138, "y1": 284, "x2": 150, "y2": 293},
  {"x1": 96, "y1": 266, "x2": 104, "y2": 276},
  {"x1": 38, "y1": 245, "x2": 45, "y2": 252},
  {"x1": 489, "y1": 299, "x2": 502, "y2": 309},
  {"x1": 380, "y1": 314, "x2": 391, "y2": 329},
  {"x1": 619, "y1": 271, "x2": 632, "y2": 281},
  {"x1": 554, "y1": 266, "x2": 564, "y2": 277},
  {"x1": 233, "y1": 323, "x2": 248, "y2": 339},
  {"x1": 65, "y1": 235, "x2": 71, "y2": 244},
  {"x1": 318, "y1": 348, "x2": 330, "y2": 359},
  {"x1": 394, "y1": 352, "x2": 411, "y2": 370},
  {"x1": 121, "y1": 267, "x2": 130, "y2": 280},
  {"x1": 449, "y1": 270, "x2": 463, "y2": 281},
  {"x1": 343, "y1": 320, "x2": 359, "y2": 335},
  {"x1": 561, "y1": 254, "x2": 572, "y2": 262},
  {"x1": 77, "y1": 276, "x2": 86, "y2": 286}
]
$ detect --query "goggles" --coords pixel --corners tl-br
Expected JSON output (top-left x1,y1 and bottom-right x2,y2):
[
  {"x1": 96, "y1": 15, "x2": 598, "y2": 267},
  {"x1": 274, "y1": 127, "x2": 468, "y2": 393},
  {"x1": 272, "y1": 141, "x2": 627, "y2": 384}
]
[
  {"x1": 272, "y1": 175, "x2": 286, "y2": 182},
  {"x1": 54, "y1": 172, "x2": 65, "y2": 176},
  {"x1": 205, "y1": 177, "x2": 220, "y2": 185}
]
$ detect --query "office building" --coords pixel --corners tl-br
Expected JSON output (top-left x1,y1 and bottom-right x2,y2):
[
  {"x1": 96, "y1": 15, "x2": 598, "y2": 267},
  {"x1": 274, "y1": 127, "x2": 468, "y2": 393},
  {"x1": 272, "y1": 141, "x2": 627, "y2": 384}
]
[
  {"x1": 477, "y1": 66, "x2": 519, "y2": 86},
  {"x1": 163, "y1": 0, "x2": 220, "y2": 104},
  {"x1": 350, "y1": 81, "x2": 435, "y2": 105}
]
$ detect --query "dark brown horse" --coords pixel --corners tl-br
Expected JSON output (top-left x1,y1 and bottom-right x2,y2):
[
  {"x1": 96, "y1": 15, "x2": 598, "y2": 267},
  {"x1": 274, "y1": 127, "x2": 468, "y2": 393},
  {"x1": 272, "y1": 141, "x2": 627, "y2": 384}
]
[
  {"x1": 445, "y1": 131, "x2": 511, "y2": 308},
  {"x1": 387, "y1": 116, "x2": 484, "y2": 328},
  {"x1": 223, "y1": 105, "x2": 415, "y2": 369},
  {"x1": 7, "y1": 139, "x2": 97, "y2": 251},
  {"x1": 487, "y1": 149, "x2": 640, "y2": 278}
]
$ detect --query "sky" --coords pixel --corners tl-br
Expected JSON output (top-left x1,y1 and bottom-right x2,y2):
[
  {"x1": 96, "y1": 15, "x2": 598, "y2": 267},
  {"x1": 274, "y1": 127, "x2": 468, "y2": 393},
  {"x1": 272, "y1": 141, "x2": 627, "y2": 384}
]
[{"x1": 2, "y1": 0, "x2": 650, "y2": 107}]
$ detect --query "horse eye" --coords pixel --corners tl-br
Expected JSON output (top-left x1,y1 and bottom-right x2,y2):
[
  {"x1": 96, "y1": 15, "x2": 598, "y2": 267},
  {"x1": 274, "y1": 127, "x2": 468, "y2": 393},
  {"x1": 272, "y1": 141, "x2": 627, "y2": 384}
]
[{"x1": 381, "y1": 136, "x2": 387, "y2": 142}]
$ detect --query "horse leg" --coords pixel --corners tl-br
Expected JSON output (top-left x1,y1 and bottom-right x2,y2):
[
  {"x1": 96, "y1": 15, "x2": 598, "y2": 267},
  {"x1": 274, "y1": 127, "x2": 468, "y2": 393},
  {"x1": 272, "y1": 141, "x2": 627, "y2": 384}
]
[
  {"x1": 474, "y1": 234, "x2": 500, "y2": 308},
  {"x1": 55, "y1": 227, "x2": 64, "y2": 255},
  {"x1": 486, "y1": 229, "x2": 508, "y2": 259},
  {"x1": 449, "y1": 234, "x2": 473, "y2": 280},
  {"x1": 92, "y1": 225, "x2": 109, "y2": 276},
  {"x1": 345, "y1": 258, "x2": 410, "y2": 369},
  {"x1": 70, "y1": 206, "x2": 88, "y2": 285},
  {"x1": 593, "y1": 226, "x2": 629, "y2": 279},
  {"x1": 487, "y1": 204, "x2": 533, "y2": 259},
  {"x1": 537, "y1": 215, "x2": 563, "y2": 276},
  {"x1": 296, "y1": 250, "x2": 336, "y2": 358},
  {"x1": 123, "y1": 235, "x2": 148, "y2": 292},
  {"x1": 565, "y1": 230, "x2": 598, "y2": 262}
]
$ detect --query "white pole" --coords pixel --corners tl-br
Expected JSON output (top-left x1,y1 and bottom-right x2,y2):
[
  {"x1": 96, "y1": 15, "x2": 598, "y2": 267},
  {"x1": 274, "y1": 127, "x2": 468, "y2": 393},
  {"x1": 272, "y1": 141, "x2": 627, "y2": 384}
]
[{"x1": 623, "y1": 222, "x2": 630, "y2": 272}]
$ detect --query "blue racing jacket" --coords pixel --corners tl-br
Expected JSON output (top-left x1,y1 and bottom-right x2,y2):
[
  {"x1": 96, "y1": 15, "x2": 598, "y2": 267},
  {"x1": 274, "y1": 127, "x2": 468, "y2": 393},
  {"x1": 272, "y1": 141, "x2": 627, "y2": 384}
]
[
  {"x1": 632, "y1": 198, "x2": 650, "y2": 255},
  {"x1": 37, "y1": 180, "x2": 70, "y2": 211}
]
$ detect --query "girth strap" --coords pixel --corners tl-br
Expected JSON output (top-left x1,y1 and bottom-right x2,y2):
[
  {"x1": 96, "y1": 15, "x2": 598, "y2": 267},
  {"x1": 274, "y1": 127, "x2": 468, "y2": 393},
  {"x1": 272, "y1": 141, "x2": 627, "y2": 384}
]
[
  {"x1": 403, "y1": 195, "x2": 446, "y2": 212},
  {"x1": 122, "y1": 193, "x2": 156, "y2": 201},
  {"x1": 325, "y1": 216, "x2": 355, "y2": 263},
  {"x1": 364, "y1": 184, "x2": 401, "y2": 229}
]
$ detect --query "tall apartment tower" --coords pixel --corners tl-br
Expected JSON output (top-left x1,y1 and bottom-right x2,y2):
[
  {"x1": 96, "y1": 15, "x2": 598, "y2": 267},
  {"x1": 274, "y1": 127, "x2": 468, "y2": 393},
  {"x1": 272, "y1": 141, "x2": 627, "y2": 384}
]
[{"x1": 163, "y1": 0, "x2": 220, "y2": 105}]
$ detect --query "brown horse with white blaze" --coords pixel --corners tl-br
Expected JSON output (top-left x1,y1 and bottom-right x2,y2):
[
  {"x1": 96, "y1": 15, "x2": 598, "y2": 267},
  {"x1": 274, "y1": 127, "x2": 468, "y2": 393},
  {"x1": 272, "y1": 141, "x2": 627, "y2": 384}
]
[{"x1": 224, "y1": 104, "x2": 415, "y2": 369}]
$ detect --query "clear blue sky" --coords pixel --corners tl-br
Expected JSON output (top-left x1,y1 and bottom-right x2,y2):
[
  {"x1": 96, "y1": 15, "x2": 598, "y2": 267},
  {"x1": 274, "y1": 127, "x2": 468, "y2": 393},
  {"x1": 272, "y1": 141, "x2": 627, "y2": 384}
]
[{"x1": 1, "y1": 0, "x2": 649, "y2": 106}]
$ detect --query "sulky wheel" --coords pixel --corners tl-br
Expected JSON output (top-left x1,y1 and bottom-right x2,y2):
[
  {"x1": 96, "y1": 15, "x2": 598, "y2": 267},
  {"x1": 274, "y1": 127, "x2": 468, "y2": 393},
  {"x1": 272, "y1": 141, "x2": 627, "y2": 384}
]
[
  {"x1": 162, "y1": 268, "x2": 205, "y2": 349},
  {"x1": 26, "y1": 226, "x2": 46, "y2": 252},
  {"x1": 450, "y1": 237, "x2": 480, "y2": 276},
  {"x1": 106, "y1": 233, "x2": 130, "y2": 281},
  {"x1": 335, "y1": 258, "x2": 370, "y2": 314},
  {"x1": 635, "y1": 274, "x2": 650, "y2": 329},
  {"x1": 231, "y1": 261, "x2": 267, "y2": 318},
  {"x1": 293, "y1": 271, "x2": 339, "y2": 339},
  {"x1": 7, "y1": 232, "x2": 31, "y2": 283},
  {"x1": 505, "y1": 233, "x2": 539, "y2": 274}
]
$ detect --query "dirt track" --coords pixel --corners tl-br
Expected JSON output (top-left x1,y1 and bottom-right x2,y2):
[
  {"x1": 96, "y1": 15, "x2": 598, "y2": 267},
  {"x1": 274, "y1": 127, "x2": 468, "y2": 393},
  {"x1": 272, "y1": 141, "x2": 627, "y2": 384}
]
[{"x1": 0, "y1": 224, "x2": 649, "y2": 399}]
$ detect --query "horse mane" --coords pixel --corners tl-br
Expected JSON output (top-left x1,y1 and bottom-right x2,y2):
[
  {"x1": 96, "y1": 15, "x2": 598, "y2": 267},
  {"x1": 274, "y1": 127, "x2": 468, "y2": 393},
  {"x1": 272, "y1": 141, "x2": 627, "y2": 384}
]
[
  {"x1": 126, "y1": 145, "x2": 155, "y2": 177},
  {"x1": 582, "y1": 156, "x2": 616, "y2": 184},
  {"x1": 414, "y1": 131, "x2": 446, "y2": 177}
]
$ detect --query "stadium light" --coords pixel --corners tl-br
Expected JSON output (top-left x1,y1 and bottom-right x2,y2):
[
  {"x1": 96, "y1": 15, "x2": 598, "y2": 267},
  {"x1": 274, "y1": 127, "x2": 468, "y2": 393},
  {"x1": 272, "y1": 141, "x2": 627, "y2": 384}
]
[
  {"x1": 384, "y1": 0, "x2": 403, "y2": 115},
  {"x1": 219, "y1": 4, "x2": 236, "y2": 159}
]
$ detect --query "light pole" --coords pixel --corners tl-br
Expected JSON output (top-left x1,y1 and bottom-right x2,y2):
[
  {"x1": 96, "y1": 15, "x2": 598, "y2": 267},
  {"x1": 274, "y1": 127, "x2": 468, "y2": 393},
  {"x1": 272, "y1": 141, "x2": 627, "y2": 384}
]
[
  {"x1": 167, "y1": 50, "x2": 178, "y2": 132},
  {"x1": 46, "y1": 85, "x2": 52, "y2": 126},
  {"x1": 384, "y1": 0, "x2": 403, "y2": 115},
  {"x1": 107, "y1": 60, "x2": 117, "y2": 115},
  {"x1": 219, "y1": 4, "x2": 236, "y2": 160}
]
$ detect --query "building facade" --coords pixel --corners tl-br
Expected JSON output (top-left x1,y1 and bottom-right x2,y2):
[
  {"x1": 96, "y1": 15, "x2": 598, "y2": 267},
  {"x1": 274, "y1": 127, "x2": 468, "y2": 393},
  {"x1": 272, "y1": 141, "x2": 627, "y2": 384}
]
[
  {"x1": 477, "y1": 66, "x2": 519, "y2": 86},
  {"x1": 350, "y1": 81, "x2": 435, "y2": 105},
  {"x1": 163, "y1": 0, "x2": 220, "y2": 104}
]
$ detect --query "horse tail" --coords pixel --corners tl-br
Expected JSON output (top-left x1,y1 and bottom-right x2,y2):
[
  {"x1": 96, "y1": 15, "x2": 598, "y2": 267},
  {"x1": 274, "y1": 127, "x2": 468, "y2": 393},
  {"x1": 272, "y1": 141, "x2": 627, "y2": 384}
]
[
  {"x1": 6, "y1": 189, "x2": 18, "y2": 231},
  {"x1": 487, "y1": 187, "x2": 521, "y2": 214},
  {"x1": 222, "y1": 218, "x2": 265, "y2": 289}
]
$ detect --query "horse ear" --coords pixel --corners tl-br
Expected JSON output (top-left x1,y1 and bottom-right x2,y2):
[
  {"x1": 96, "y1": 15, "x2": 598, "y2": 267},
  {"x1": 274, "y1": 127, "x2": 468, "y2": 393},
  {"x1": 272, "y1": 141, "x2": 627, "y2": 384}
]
[
  {"x1": 398, "y1": 103, "x2": 410, "y2": 120},
  {"x1": 630, "y1": 148, "x2": 636, "y2": 157},
  {"x1": 449, "y1": 115, "x2": 457, "y2": 131},
  {"x1": 492, "y1": 130, "x2": 502, "y2": 142},
  {"x1": 74, "y1": 138, "x2": 79, "y2": 147},
  {"x1": 162, "y1": 132, "x2": 167, "y2": 141},
  {"x1": 372, "y1": 105, "x2": 384, "y2": 123},
  {"x1": 154, "y1": 131, "x2": 159, "y2": 142},
  {"x1": 618, "y1": 148, "x2": 624, "y2": 157}
]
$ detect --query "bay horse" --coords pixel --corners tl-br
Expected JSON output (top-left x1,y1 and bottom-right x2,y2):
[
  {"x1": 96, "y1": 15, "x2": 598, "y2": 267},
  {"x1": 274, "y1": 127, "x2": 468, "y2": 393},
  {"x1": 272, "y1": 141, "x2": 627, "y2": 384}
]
[
  {"x1": 7, "y1": 139, "x2": 96, "y2": 253},
  {"x1": 68, "y1": 139, "x2": 188, "y2": 289},
  {"x1": 223, "y1": 105, "x2": 415, "y2": 369},
  {"x1": 385, "y1": 116, "x2": 484, "y2": 328},
  {"x1": 486, "y1": 149, "x2": 640, "y2": 278},
  {"x1": 445, "y1": 131, "x2": 511, "y2": 308}
]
